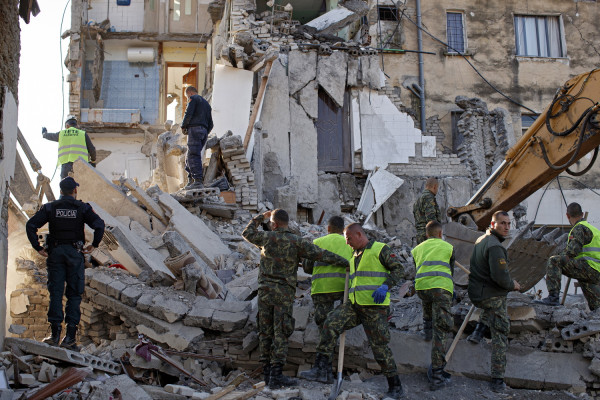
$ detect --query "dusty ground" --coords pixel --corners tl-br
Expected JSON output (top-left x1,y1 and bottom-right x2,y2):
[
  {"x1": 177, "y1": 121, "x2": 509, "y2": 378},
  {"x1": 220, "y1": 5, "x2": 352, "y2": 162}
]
[{"x1": 257, "y1": 373, "x2": 582, "y2": 400}]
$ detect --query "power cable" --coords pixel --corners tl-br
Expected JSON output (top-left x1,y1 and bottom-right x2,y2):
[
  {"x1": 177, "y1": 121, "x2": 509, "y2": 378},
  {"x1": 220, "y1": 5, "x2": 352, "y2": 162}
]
[
  {"x1": 398, "y1": 7, "x2": 539, "y2": 115},
  {"x1": 556, "y1": 175, "x2": 568, "y2": 208}
]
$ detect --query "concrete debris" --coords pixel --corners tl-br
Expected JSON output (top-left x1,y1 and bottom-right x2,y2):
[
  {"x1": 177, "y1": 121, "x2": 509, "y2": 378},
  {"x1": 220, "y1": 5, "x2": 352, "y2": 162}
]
[{"x1": 304, "y1": 1, "x2": 368, "y2": 35}]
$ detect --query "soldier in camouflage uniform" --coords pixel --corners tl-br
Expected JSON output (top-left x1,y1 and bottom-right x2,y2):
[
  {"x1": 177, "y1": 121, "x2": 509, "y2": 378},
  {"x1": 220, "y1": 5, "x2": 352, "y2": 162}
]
[
  {"x1": 242, "y1": 209, "x2": 349, "y2": 389},
  {"x1": 300, "y1": 223, "x2": 405, "y2": 399},
  {"x1": 413, "y1": 177, "x2": 442, "y2": 245},
  {"x1": 536, "y1": 202, "x2": 600, "y2": 310},
  {"x1": 412, "y1": 221, "x2": 455, "y2": 390},
  {"x1": 468, "y1": 211, "x2": 521, "y2": 392}
]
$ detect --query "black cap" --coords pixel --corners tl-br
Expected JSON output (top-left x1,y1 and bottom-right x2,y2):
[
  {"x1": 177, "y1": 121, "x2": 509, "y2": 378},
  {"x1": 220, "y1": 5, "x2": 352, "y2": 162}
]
[{"x1": 59, "y1": 177, "x2": 80, "y2": 192}]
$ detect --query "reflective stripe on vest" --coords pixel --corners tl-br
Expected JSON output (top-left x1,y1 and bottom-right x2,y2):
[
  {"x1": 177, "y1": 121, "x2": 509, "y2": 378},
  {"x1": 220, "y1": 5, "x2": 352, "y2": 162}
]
[
  {"x1": 411, "y1": 238, "x2": 454, "y2": 294},
  {"x1": 58, "y1": 128, "x2": 89, "y2": 165},
  {"x1": 349, "y1": 242, "x2": 389, "y2": 306},
  {"x1": 311, "y1": 234, "x2": 353, "y2": 294},
  {"x1": 571, "y1": 221, "x2": 600, "y2": 273}
]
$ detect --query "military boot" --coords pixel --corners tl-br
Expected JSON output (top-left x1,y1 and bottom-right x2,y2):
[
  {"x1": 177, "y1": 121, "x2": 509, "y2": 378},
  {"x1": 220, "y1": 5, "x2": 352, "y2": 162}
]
[
  {"x1": 467, "y1": 323, "x2": 487, "y2": 344},
  {"x1": 299, "y1": 353, "x2": 333, "y2": 383},
  {"x1": 422, "y1": 319, "x2": 433, "y2": 341},
  {"x1": 262, "y1": 362, "x2": 271, "y2": 386},
  {"x1": 268, "y1": 363, "x2": 297, "y2": 389},
  {"x1": 490, "y1": 378, "x2": 506, "y2": 392},
  {"x1": 42, "y1": 323, "x2": 62, "y2": 346},
  {"x1": 534, "y1": 293, "x2": 560, "y2": 306},
  {"x1": 428, "y1": 366, "x2": 451, "y2": 391},
  {"x1": 184, "y1": 179, "x2": 204, "y2": 190},
  {"x1": 385, "y1": 375, "x2": 404, "y2": 399},
  {"x1": 60, "y1": 324, "x2": 80, "y2": 352}
]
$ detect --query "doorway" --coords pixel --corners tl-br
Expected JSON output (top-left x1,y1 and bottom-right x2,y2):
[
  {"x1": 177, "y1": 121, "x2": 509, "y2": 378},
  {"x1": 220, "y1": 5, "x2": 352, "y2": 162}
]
[
  {"x1": 316, "y1": 88, "x2": 352, "y2": 172},
  {"x1": 165, "y1": 62, "x2": 198, "y2": 124}
]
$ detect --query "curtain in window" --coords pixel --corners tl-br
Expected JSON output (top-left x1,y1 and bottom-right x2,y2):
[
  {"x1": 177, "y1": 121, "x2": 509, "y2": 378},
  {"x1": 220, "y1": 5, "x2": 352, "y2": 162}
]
[
  {"x1": 546, "y1": 17, "x2": 562, "y2": 57},
  {"x1": 515, "y1": 15, "x2": 563, "y2": 57}
]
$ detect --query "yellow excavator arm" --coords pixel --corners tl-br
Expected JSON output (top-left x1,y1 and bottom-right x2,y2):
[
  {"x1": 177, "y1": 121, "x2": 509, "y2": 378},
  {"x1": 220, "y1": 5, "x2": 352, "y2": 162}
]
[{"x1": 448, "y1": 69, "x2": 600, "y2": 230}]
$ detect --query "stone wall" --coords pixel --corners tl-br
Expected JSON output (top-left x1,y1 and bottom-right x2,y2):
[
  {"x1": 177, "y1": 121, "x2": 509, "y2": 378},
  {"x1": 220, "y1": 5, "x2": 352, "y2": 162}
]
[{"x1": 0, "y1": 0, "x2": 20, "y2": 99}]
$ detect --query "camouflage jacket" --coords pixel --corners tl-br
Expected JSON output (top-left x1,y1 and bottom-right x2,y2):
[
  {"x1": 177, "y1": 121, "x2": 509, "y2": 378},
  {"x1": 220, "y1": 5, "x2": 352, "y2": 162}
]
[
  {"x1": 242, "y1": 215, "x2": 350, "y2": 297},
  {"x1": 468, "y1": 229, "x2": 514, "y2": 302},
  {"x1": 413, "y1": 189, "x2": 441, "y2": 233},
  {"x1": 352, "y1": 240, "x2": 405, "y2": 289},
  {"x1": 564, "y1": 220, "x2": 594, "y2": 259}
]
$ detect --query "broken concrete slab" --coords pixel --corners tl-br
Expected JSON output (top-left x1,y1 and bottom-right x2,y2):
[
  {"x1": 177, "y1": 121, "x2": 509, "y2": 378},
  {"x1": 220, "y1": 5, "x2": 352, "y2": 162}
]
[
  {"x1": 157, "y1": 192, "x2": 230, "y2": 268},
  {"x1": 562, "y1": 320, "x2": 600, "y2": 341},
  {"x1": 305, "y1": 2, "x2": 368, "y2": 35},
  {"x1": 358, "y1": 55, "x2": 383, "y2": 89},
  {"x1": 184, "y1": 296, "x2": 251, "y2": 332},
  {"x1": 317, "y1": 51, "x2": 348, "y2": 108},
  {"x1": 273, "y1": 185, "x2": 298, "y2": 221},
  {"x1": 313, "y1": 173, "x2": 342, "y2": 225},
  {"x1": 88, "y1": 374, "x2": 152, "y2": 400},
  {"x1": 357, "y1": 169, "x2": 404, "y2": 224},
  {"x1": 120, "y1": 178, "x2": 168, "y2": 225},
  {"x1": 73, "y1": 159, "x2": 164, "y2": 233},
  {"x1": 289, "y1": 100, "x2": 319, "y2": 205},
  {"x1": 289, "y1": 50, "x2": 317, "y2": 95},
  {"x1": 90, "y1": 202, "x2": 175, "y2": 279},
  {"x1": 298, "y1": 80, "x2": 318, "y2": 120},
  {"x1": 5, "y1": 338, "x2": 121, "y2": 374}
]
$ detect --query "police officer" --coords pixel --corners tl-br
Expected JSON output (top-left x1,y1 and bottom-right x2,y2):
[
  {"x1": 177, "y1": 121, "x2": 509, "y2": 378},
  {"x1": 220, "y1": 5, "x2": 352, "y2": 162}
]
[
  {"x1": 26, "y1": 177, "x2": 105, "y2": 351},
  {"x1": 303, "y1": 216, "x2": 353, "y2": 331},
  {"x1": 536, "y1": 202, "x2": 600, "y2": 310},
  {"x1": 412, "y1": 221, "x2": 454, "y2": 390},
  {"x1": 300, "y1": 223, "x2": 405, "y2": 399},
  {"x1": 413, "y1": 177, "x2": 442, "y2": 245},
  {"x1": 242, "y1": 209, "x2": 349, "y2": 389},
  {"x1": 467, "y1": 211, "x2": 520, "y2": 392},
  {"x1": 42, "y1": 116, "x2": 97, "y2": 179}
]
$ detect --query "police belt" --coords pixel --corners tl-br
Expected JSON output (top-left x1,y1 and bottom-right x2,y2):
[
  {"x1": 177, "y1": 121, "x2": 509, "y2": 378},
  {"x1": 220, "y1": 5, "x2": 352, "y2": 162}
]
[{"x1": 51, "y1": 240, "x2": 84, "y2": 249}]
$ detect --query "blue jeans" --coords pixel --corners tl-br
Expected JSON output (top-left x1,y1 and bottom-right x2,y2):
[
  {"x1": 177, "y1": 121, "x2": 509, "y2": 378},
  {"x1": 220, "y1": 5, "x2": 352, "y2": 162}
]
[
  {"x1": 46, "y1": 245, "x2": 85, "y2": 325},
  {"x1": 185, "y1": 126, "x2": 208, "y2": 181}
]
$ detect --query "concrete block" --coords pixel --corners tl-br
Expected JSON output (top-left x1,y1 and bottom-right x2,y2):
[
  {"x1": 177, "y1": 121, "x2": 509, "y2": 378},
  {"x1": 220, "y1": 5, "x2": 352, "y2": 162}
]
[
  {"x1": 289, "y1": 50, "x2": 317, "y2": 95},
  {"x1": 106, "y1": 279, "x2": 127, "y2": 299},
  {"x1": 243, "y1": 331, "x2": 259, "y2": 353},
  {"x1": 88, "y1": 374, "x2": 152, "y2": 400},
  {"x1": 299, "y1": 387, "x2": 326, "y2": 400},
  {"x1": 184, "y1": 297, "x2": 215, "y2": 329},
  {"x1": 305, "y1": 4, "x2": 366, "y2": 35},
  {"x1": 313, "y1": 173, "x2": 342, "y2": 225},
  {"x1": 148, "y1": 294, "x2": 191, "y2": 324},
  {"x1": 18, "y1": 373, "x2": 37, "y2": 386},
  {"x1": 270, "y1": 388, "x2": 299, "y2": 399},
  {"x1": 211, "y1": 310, "x2": 248, "y2": 332},
  {"x1": 157, "y1": 192, "x2": 230, "y2": 269},
  {"x1": 37, "y1": 362, "x2": 56, "y2": 383},
  {"x1": 293, "y1": 306, "x2": 310, "y2": 331},
  {"x1": 73, "y1": 159, "x2": 164, "y2": 233},
  {"x1": 121, "y1": 285, "x2": 144, "y2": 307},
  {"x1": 288, "y1": 330, "x2": 304, "y2": 349},
  {"x1": 273, "y1": 185, "x2": 298, "y2": 221},
  {"x1": 562, "y1": 320, "x2": 600, "y2": 341}
]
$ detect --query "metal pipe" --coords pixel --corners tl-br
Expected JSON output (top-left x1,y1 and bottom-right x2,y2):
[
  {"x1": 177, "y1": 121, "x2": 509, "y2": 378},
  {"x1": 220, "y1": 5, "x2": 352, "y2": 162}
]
[{"x1": 416, "y1": 0, "x2": 426, "y2": 132}]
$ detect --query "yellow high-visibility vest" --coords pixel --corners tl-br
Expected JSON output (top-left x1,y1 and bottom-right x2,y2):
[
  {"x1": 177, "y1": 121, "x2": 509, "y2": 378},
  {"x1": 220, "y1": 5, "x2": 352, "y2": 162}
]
[
  {"x1": 571, "y1": 220, "x2": 600, "y2": 273},
  {"x1": 349, "y1": 242, "x2": 389, "y2": 306},
  {"x1": 312, "y1": 234, "x2": 353, "y2": 294},
  {"x1": 411, "y1": 238, "x2": 454, "y2": 294},
  {"x1": 58, "y1": 128, "x2": 89, "y2": 165}
]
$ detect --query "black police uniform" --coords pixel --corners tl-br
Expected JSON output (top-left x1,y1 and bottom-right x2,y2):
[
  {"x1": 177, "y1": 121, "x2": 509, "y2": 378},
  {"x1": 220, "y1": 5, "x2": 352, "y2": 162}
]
[{"x1": 26, "y1": 196, "x2": 104, "y2": 328}]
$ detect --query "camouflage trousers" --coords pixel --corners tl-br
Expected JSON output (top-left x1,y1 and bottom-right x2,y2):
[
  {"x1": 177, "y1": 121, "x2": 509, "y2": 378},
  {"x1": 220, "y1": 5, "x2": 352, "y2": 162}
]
[
  {"x1": 417, "y1": 288, "x2": 453, "y2": 369},
  {"x1": 257, "y1": 289, "x2": 295, "y2": 365},
  {"x1": 416, "y1": 231, "x2": 427, "y2": 245},
  {"x1": 316, "y1": 301, "x2": 398, "y2": 377},
  {"x1": 312, "y1": 292, "x2": 344, "y2": 330},
  {"x1": 546, "y1": 255, "x2": 600, "y2": 311},
  {"x1": 473, "y1": 296, "x2": 509, "y2": 379}
]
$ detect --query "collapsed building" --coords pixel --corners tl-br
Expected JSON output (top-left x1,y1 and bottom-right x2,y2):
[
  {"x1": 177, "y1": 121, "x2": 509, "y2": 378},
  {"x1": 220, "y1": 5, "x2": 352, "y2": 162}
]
[{"x1": 3, "y1": 0, "x2": 600, "y2": 398}]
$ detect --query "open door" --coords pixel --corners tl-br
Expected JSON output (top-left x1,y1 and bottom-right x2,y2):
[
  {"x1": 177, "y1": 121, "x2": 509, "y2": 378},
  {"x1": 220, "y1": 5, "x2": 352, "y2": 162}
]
[
  {"x1": 182, "y1": 67, "x2": 198, "y2": 119},
  {"x1": 165, "y1": 62, "x2": 198, "y2": 124}
]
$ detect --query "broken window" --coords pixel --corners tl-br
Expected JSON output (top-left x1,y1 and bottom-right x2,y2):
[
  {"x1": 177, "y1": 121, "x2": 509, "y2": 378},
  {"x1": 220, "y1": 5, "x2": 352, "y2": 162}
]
[
  {"x1": 446, "y1": 12, "x2": 465, "y2": 53},
  {"x1": 514, "y1": 15, "x2": 565, "y2": 58},
  {"x1": 521, "y1": 114, "x2": 538, "y2": 134},
  {"x1": 378, "y1": 6, "x2": 398, "y2": 22}
]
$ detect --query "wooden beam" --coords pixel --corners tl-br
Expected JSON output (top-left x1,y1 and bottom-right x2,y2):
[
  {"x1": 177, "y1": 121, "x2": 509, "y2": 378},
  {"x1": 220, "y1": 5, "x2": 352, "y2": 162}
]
[{"x1": 243, "y1": 60, "x2": 273, "y2": 150}]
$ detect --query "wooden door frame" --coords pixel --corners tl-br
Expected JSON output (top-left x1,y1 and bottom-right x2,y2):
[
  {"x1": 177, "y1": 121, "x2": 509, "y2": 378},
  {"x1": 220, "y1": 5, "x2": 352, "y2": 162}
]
[{"x1": 164, "y1": 62, "x2": 199, "y2": 122}]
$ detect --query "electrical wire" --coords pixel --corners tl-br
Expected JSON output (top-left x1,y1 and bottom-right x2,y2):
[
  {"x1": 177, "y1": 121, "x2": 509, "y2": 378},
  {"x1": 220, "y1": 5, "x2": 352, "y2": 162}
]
[
  {"x1": 397, "y1": 7, "x2": 539, "y2": 115},
  {"x1": 567, "y1": 146, "x2": 599, "y2": 176},
  {"x1": 59, "y1": 0, "x2": 71, "y2": 127},
  {"x1": 556, "y1": 175, "x2": 568, "y2": 208}
]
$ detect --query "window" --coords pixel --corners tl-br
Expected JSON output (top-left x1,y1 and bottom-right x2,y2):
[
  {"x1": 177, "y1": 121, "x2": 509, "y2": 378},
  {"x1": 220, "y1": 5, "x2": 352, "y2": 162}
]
[
  {"x1": 446, "y1": 12, "x2": 465, "y2": 53},
  {"x1": 514, "y1": 15, "x2": 565, "y2": 57},
  {"x1": 378, "y1": 6, "x2": 398, "y2": 22},
  {"x1": 521, "y1": 114, "x2": 538, "y2": 134}
]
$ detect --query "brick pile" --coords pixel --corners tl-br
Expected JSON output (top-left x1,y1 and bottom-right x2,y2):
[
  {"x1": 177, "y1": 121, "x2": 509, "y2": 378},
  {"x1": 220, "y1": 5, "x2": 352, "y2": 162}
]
[
  {"x1": 219, "y1": 136, "x2": 258, "y2": 212},
  {"x1": 9, "y1": 288, "x2": 49, "y2": 340}
]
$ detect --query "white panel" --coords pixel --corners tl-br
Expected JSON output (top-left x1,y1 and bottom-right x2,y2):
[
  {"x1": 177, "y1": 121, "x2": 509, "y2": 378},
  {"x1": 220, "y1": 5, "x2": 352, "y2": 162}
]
[
  {"x1": 211, "y1": 64, "x2": 254, "y2": 138},
  {"x1": 1, "y1": 89, "x2": 18, "y2": 185}
]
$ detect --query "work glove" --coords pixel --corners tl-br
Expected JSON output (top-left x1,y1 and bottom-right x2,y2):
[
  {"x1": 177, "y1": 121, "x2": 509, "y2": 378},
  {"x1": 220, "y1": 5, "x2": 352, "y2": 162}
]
[
  {"x1": 42, "y1": 127, "x2": 47, "y2": 135},
  {"x1": 372, "y1": 284, "x2": 389, "y2": 304}
]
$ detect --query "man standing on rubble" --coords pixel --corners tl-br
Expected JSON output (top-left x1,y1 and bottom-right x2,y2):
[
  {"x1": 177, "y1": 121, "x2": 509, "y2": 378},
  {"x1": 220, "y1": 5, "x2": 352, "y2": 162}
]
[
  {"x1": 412, "y1": 221, "x2": 454, "y2": 391},
  {"x1": 181, "y1": 86, "x2": 213, "y2": 190},
  {"x1": 242, "y1": 209, "x2": 349, "y2": 389},
  {"x1": 303, "y1": 216, "x2": 353, "y2": 331},
  {"x1": 42, "y1": 115, "x2": 97, "y2": 179},
  {"x1": 536, "y1": 202, "x2": 600, "y2": 310},
  {"x1": 413, "y1": 177, "x2": 442, "y2": 245},
  {"x1": 25, "y1": 177, "x2": 105, "y2": 351},
  {"x1": 300, "y1": 223, "x2": 405, "y2": 399},
  {"x1": 467, "y1": 211, "x2": 521, "y2": 392}
]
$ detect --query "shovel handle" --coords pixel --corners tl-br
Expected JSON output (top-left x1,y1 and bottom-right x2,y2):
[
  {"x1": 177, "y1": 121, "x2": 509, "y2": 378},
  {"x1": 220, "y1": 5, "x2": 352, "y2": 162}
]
[
  {"x1": 336, "y1": 271, "x2": 350, "y2": 373},
  {"x1": 445, "y1": 304, "x2": 475, "y2": 363}
]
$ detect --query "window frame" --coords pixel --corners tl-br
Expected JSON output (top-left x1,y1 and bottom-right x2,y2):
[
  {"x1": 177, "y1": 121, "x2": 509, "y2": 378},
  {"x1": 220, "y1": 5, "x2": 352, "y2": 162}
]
[
  {"x1": 378, "y1": 6, "x2": 399, "y2": 22},
  {"x1": 446, "y1": 11, "x2": 466, "y2": 54},
  {"x1": 514, "y1": 14, "x2": 567, "y2": 58}
]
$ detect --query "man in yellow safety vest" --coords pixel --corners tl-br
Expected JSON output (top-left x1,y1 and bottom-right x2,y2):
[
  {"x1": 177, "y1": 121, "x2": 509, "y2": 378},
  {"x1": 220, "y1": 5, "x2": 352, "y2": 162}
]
[
  {"x1": 412, "y1": 221, "x2": 455, "y2": 390},
  {"x1": 42, "y1": 116, "x2": 96, "y2": 179}
]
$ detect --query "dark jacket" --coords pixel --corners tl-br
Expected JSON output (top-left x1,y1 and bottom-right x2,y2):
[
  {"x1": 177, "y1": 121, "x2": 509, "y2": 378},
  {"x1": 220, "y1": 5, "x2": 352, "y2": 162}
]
[
  {"x1": 182, "y1": 94, "x2": 213, "y2": 132},
  {"x1": 468, "y1": 230, "x2": 514, "y2": 302}
]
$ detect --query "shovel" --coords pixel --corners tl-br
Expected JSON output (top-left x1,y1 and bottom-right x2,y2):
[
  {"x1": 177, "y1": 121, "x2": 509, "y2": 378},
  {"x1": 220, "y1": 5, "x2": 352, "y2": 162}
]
[{"x1": 328, "y1": 271, "x2": 350, "y2": 400}]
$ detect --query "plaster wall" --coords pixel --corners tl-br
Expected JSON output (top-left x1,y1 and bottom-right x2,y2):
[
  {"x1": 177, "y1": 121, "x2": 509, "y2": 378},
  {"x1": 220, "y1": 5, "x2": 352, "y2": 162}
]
[
  {"x1": 92, "y1": 135, "x2": 153, "y2": 183},
  {"x1": 525, "y1": 188, "x2": 600, "y2": 227},
  {"x1": 211, "y1": 65, "x2": 253, "y2": 138},
  {"x1": 87, "y1": 0, "x2": 145, "y2": 32}
]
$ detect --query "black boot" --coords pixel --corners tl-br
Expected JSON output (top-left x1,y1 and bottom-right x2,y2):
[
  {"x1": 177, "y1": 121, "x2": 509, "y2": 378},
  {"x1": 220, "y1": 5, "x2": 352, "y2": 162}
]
[
  {"x1": 467, "y1": 323, "x2": 487, "y2": 344},
  {"x1": 262, "y1": 362, "x2": 271, "y2": 386},
  {"x1": 268, "y1": 363, "x2": 297, "y2": 389},
  {"x1": 385, "y1": 375, "x2": 404, "y2": 399},
  {"x1": 428, "y1": 366, "x2": 451, "y2": 391},
  {"x1": 299, "y1": 353, "x2": 333, "y2": 383},
  {"x1": 490, "y1": 378, "x2": 506, "y2": 392},
  {"x1": 184, "y1": 179, "x2": 204, "y2": 190},
  {"x1": 60, "y1": 324, "x2": 80, "y2": 352},
  {"x1": 534, "y1": 293, "x2": 560, "y2": 306},
  {"x1": 422, "y1": 319, "x2": 433, "y2": 341},
  {"x1": 42, "y1": 323, "x2": 62, "y2": 346}
]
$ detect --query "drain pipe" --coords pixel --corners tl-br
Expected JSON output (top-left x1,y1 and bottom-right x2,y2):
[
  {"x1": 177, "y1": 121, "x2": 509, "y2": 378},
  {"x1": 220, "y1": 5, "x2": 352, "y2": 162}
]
[{"x1": 416, "y1": 0, "x2": 426, "y2": 132}]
